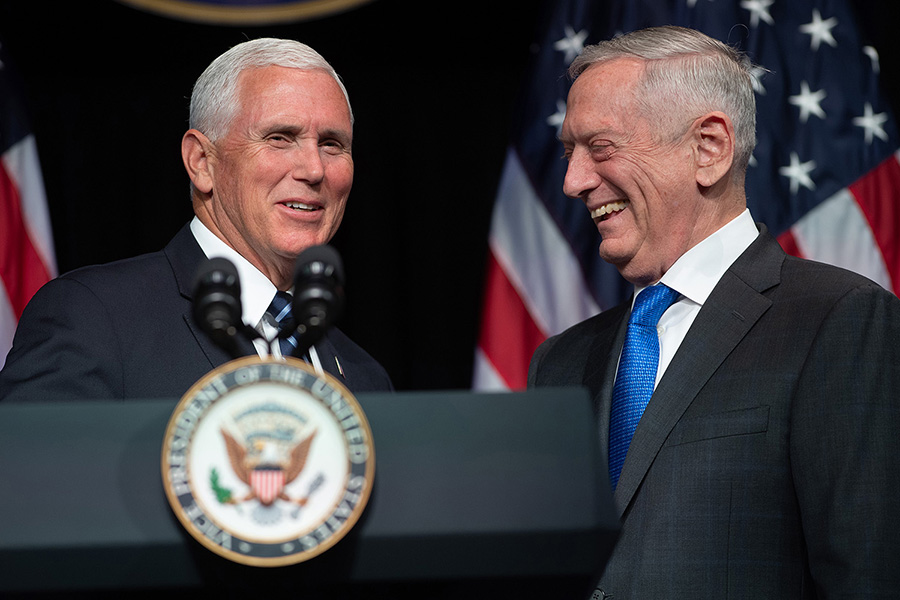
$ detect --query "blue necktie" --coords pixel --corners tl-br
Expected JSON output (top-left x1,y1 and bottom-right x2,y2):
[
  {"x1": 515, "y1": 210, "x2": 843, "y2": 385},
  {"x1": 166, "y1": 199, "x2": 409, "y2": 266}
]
[
  {"x1": 266, "y1": 291, "x2": 299, "y2": 359},
  {"x1": 608, "y1": 284, "x2": 680, "y2": 490}
]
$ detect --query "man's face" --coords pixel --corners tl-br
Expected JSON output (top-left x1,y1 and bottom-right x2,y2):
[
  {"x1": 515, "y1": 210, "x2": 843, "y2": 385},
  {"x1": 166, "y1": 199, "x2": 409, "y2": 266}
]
[
  {"x1": 560, "y1": 58, "x2": 704, "y2": 286},
  {"x1": 202, "y1": 66, "x2": 353, "y2": 281}
]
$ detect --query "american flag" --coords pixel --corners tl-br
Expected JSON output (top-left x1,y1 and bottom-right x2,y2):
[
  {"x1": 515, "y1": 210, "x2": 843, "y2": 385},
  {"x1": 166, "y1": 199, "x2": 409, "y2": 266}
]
[
  {"x1": 0, "y1": 41, "x2": 56, "y2": 370},
  {"x1": 474, "y1": 0, "x2": 899, "y2": 391}
]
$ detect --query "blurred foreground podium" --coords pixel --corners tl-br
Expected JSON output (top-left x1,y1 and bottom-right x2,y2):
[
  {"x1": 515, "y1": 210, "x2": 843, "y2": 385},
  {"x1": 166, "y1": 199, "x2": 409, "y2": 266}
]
[{"x1": 0, "y1": 388, "x2": 618, "y2": 598}]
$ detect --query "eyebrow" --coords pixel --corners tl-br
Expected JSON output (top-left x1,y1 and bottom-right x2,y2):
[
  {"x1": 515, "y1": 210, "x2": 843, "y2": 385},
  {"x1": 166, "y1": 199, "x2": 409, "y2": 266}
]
[
  {"x1": 261, "y1": 123, "x2": 352, "y2": 146},
  {"x1": 320, "y1": 127, "x2": 353, "y2": 147}
]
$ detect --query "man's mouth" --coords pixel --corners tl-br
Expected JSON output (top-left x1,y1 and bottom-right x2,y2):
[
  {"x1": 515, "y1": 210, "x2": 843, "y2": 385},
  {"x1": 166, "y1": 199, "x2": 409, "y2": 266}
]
[
  {"x1": 590, "y1": 200, "x2": 629, "y2": 221},
  {"x1": 284, "y1": 201, "x2": 319, "y2": 212}
]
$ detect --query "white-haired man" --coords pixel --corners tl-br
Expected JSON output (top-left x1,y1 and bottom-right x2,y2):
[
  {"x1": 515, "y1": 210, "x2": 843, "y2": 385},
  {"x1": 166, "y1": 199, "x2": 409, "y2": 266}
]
[
  {"x1": 529, "y1": 26, "x2": 900, "y2": 598},
  {"x1": 1, "y1": 38, "x2": 392, "y2": 401}
]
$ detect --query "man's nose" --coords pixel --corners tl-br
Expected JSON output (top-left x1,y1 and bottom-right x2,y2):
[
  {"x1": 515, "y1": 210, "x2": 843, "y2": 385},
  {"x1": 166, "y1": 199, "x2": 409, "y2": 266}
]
[
  {"x1": 562, "y1": 149, "x2": 601, "y2": 199},
  {"x1": 292, "y1": 142, "x2": 325, "y2": 184}
]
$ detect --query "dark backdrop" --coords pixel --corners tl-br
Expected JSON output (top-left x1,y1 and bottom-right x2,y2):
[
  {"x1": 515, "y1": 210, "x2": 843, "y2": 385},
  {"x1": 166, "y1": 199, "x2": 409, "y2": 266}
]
[{"x1": 1, "y1": 1, "x2": 897, "y2": 391}]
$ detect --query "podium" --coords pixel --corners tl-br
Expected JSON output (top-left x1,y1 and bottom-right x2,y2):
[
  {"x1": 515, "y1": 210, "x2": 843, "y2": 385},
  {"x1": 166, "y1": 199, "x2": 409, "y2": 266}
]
[{"x1": 0, "y1": 388, "x2": 618, "y2": 598}]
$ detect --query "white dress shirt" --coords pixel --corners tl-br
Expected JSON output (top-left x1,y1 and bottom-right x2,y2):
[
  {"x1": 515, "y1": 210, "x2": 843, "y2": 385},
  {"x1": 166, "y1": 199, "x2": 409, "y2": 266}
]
[
  {"x1": 189, "y1": 217, "x2": 324, "y2": 372},
  {"x1": 627, "y1": 209, "x2": 760, "y2": 387}
]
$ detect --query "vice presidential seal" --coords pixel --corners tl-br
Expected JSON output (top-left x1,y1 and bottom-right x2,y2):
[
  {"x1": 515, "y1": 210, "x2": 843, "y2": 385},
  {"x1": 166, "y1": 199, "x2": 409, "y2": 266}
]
[{"x1": 161, "y1": 356, "x2": 374, "y2": 567}]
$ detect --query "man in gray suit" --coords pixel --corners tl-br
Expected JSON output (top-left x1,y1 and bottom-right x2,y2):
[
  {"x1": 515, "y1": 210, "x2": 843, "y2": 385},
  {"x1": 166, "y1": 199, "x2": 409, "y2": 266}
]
[{"x1": 529, "y1": 26, "x2": 900, "y2": 598}]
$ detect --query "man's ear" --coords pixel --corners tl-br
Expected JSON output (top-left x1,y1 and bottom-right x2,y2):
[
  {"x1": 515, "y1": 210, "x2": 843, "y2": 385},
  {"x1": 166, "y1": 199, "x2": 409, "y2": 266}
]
[
  {"x1": 693, "y1": 112, "x2": 735, "y2": 188},
  {"x1": 181, "y1": 129, "x2": 215, "y2": 194}
]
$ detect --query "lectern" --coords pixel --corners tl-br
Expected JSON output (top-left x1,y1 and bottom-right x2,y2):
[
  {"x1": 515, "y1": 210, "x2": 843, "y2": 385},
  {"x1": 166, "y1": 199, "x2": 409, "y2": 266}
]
[{"x1": 0, "y1": 387, "x2": 618, "y2": 598}]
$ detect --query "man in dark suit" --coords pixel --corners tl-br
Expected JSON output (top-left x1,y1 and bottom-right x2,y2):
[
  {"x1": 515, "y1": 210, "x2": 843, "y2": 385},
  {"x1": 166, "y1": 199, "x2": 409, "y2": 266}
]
[
  {"x1": 0, "y1": 38, "x2": 392, "y2": 401},
  {"x1": 529, "y1": 26, "x2": 900, "y2": 598}
]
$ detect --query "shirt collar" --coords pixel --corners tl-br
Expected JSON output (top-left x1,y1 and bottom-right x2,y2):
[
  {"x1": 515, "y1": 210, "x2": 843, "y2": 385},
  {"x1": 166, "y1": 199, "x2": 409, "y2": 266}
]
[
  {"x1": 190, "y1": 217, "x2": 277, "y2": 327},
  {"x1": 634, "y1": 209, "x2": 759, "y2": 306}
]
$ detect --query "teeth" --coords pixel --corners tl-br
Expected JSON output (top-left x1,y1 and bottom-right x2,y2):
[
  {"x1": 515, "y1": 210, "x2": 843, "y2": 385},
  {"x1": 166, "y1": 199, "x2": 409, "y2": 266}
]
[
  {"x1": 285, "y1": 201, "x2": 315, "y2": 211},
  {"x1": 591, "y1": 201, "x2": 628, "y2": 220}
]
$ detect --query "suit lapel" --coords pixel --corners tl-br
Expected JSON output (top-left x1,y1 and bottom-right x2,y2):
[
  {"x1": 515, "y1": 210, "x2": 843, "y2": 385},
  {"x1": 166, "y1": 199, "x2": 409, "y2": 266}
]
[
  {"x1": 164, "y1": 224, "x2": 236, "y2": 370},
  {"x1": 315, "y1": 334, "x2": 347, "y2": 384},
  {"x1": 612, "y1": 229, "x2": 784, "y2": 513},
  {"x1": 584, "y1": 302, "x2": 629, "y2": 459}
]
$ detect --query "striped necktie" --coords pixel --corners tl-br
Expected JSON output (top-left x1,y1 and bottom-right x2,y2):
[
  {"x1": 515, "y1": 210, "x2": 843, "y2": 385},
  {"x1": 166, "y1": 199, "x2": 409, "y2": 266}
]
[{"x1": 265, "y1": 291, "x2": 298, "y2": 359}]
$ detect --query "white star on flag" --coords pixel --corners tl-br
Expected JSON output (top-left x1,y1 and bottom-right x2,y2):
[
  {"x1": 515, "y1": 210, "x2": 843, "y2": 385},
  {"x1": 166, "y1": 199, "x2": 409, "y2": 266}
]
[
  {"x1": 741, "y1": 0, "x2": 775, "y2": 28},
  {"x1": 553, "y1": 26, "x2": 588, "y2": 64},
  {"x1": 800, "y1": 9, "x2": 839, "y2": 51},
  {"x1": 788, "y1": 81, "x2": 827, "y2": 123},
  {"x1": 863, "y1": 46, "x2": 880, "y2": 74},
  {"x1": 749, "y1": 64, "x2": 768, "y2": 95},
  {"x1": 546, "y1": 99, "x2": 566, "y2": 136},
  {"x1": 852, "y1": 102, "x2": 889, "y2": 145},
  {"x1": 779, "y1": 152, "x2": 817, "y2": 195}
]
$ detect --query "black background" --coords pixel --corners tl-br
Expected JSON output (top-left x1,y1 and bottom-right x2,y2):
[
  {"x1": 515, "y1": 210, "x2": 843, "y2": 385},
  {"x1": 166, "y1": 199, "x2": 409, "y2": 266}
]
[{"x1": 1, "y1": 0, "x2": 897, "y2": 391}]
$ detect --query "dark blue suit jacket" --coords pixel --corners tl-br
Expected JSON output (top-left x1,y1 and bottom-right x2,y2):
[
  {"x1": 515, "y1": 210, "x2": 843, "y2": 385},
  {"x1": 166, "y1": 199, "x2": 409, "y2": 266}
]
[
  {"x1": 0, "y1": 224, "x2": 393, "y2": 402},
  {"x1": 529, "y1": 229, "x2": 900, "y2": 599}
]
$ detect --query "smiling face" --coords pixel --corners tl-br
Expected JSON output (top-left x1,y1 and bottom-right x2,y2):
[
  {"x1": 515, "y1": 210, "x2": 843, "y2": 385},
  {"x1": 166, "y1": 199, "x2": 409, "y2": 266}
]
[
  {"x1": 186, "y1": 66, "x2": 353, "y2": 289},
  {"x1": 561, "y1": 58, "x2": 723, "y2": 286}
]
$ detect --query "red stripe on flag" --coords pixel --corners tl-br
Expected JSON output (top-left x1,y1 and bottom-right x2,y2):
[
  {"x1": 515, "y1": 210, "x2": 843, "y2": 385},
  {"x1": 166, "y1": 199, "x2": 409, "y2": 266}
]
[
  {"x1": 0, "y1": 162, "x2": 52, "y2": 318},
  {"x1": 477, "y1": 250, "x2": 547, "y2": 390},
  {"x1": 848, "y1": 155, "x2": 900, "y2": 292},
  {"x1": 776, "y1": 228, "x2": 805, "y2": 259}
]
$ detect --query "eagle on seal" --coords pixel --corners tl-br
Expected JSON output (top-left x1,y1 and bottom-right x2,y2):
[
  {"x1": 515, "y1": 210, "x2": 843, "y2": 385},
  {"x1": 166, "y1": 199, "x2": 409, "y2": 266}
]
[{"x1": 221, "y1": 429, "x2": 317, "y2": 506}]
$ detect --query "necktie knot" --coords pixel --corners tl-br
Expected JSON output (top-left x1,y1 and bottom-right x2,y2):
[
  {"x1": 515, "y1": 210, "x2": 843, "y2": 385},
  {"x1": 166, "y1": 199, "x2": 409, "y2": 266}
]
[
  {"x1": 629, "y1": 284, "x2": 680, "y2": 328},
  {"x1": 266, "y1": 291, "x2": 298, "y2": 358},
  {"x1": 267, "y1": 291, "x2": 294, "y2": 330}
]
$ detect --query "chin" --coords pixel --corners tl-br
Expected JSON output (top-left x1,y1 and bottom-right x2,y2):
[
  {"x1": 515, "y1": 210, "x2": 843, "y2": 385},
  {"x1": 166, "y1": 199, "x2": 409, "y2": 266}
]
[{"x1": 597, "y1": 243, "x2": 632, "y2": 268}]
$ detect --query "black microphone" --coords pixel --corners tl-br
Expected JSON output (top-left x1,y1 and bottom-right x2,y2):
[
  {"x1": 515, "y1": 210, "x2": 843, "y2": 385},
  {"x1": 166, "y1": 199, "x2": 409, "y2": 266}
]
[
  {"x1": 288, "y1": 245, "x2": 345, "y2": 358},
  {"x1": 193, "y1": 257, "x2": 258, "y2": 358}
]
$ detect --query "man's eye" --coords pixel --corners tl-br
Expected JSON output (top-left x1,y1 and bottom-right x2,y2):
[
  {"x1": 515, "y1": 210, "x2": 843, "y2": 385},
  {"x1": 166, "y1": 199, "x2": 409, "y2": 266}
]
[
  {"x1": 591, "y1": 144, "x2": 613, "y2": 160},
  {"x1": 321, "y1": 140, "x2": 347, "y2": 154}
]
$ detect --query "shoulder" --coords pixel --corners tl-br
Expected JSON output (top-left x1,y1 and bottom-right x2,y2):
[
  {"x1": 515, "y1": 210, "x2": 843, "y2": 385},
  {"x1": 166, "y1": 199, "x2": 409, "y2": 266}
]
[
  {"x1": 32, "y1": 225, "x2": 196, "y2": 305},
  {"x1": 326, "y1": 327, "x2": 393, "y2": 392},
  {"x1": 729, "y1": 231, "x2": 897, "y2": 318},
  {"x1": 529, "y1": 303, "x2": 628, "y2": 387},
  {"x1": 775, "y1": 254, "x2": 898, "y2": 316},
  {"x1": 61, "y1": 250, "x2": 172, "y2": 291},
  {"x1": 15, "y1": 248, "x2": 170, "y2": 322}
]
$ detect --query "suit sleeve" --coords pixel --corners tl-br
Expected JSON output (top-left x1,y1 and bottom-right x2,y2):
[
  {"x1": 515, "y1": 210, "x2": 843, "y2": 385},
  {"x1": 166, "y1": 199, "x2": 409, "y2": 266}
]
[
  {"x1": 791, "y1": 283, "x2": 900, "y2": 596},
  {"x1": 0, "y1": 277, "x2": 124, "y2": 402}
]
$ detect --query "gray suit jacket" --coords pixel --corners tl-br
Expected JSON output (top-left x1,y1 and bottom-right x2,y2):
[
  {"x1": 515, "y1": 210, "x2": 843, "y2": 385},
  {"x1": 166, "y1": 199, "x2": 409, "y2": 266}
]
[
  {"x1": 529, "y1": 229, "x2": 900, "y2": 599},
  {"x1": 0, "y1": 224, "x2": 393, "y2": 402}
]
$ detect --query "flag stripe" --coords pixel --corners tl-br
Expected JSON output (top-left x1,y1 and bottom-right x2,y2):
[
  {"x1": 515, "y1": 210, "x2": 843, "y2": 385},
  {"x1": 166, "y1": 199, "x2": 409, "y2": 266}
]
[
  {"x1": 848, "y1": 151, "x2": 900, "y2": 291},
  {"x1": 788, "y1": 187, "x2": 892, "y2": 290},
  {"x1": 472, "y1": 347, "x2": 509, "y2": 391},
  {"x1": 475, "y1": 250, "x2": 546, "y2": 390},
  {"x1": 0, "y1": 158, "x2": 52, "y2": 318},
  {"x1": 776, "y1": 229, "x2": 805, "y2": 260},
  {"x1": 490, "y1": 149, "x2": 600, "y2": 335},
  {"x1": 2, "y1": 43, "x2": 57, "y2": 369},
  {"x1": 2, "y1": 136, "x2": 57, "y2": 275}
]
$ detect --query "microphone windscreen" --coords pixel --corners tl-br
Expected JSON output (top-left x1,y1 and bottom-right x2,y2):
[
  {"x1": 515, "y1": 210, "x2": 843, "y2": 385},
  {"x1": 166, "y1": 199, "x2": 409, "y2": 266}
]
[
  {"x1": 192, "y1": 257, "x2": 242, "y2": 341},
  {"x1": 293, "y1": 244, "x2": 344, "y2": 286},
  {"x1": 288, "y1": 245, "x2": 345, "y2": 357}
]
